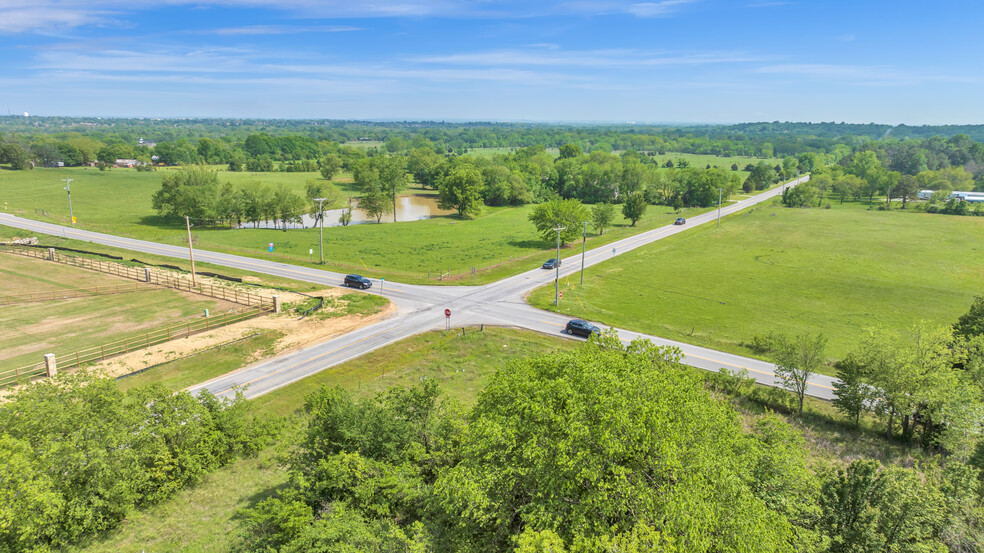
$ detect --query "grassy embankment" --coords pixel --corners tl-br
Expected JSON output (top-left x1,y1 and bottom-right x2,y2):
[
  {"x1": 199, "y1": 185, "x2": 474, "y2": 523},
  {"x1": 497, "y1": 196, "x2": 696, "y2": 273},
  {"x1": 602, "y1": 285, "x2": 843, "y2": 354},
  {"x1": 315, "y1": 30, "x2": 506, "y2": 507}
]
[
  {"x1": 0, "y1": 162, "x2": 763, "y2": 285},
  {"x1": 529, "y1": 200, "x2": 984, "y2": 367},
  {"x1": 70, "y1": 324, "x2": 923, "y2": 553},
  {"x1": 0, "y1": 254, "x2": 242, "y2": 372}
]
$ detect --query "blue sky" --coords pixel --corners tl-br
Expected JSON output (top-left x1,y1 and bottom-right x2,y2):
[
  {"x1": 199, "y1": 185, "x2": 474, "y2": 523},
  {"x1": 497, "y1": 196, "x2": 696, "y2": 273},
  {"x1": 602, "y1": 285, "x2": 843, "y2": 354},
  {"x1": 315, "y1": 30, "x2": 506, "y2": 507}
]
[{"x1": 0, "y1": 0, "x2": 980, "y2": 124}]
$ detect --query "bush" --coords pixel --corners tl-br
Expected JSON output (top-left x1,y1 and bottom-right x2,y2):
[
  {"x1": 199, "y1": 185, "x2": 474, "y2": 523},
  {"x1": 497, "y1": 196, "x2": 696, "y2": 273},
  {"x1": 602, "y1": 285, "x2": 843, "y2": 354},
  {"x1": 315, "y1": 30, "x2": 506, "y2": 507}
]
[{"x1": 0, "y1": 374, "x2": 278, "y2": 551}]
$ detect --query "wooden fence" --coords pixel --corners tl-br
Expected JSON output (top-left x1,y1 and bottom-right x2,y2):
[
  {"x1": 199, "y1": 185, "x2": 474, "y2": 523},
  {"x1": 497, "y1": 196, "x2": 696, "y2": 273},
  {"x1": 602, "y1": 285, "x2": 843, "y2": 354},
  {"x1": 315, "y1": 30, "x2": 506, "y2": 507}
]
[
  {"x1": 1, "y1": 283, "x2": 151, "y2": 305},
  {"x1": 1, "y1": 245, "x2": 272, "y2": 308},
  {"x1": 0, "y1": 305, "x2": 270, "y2": 388}
]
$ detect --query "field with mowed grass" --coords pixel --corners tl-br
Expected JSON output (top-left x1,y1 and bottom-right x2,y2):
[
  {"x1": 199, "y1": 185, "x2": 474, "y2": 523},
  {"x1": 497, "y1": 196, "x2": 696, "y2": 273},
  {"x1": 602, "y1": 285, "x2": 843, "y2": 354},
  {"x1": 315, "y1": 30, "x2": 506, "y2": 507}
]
[
  {"x1": 0, "y1": 253, "x2": 242, "y2": 372},
  {"x1": 529, "y1": 202, "x2": 984, "y2": 366},
  {"x1": 0, "y1": 160, "x2": 768, "y2": 284},
  {"x1": 0, "y1": 168, "x2": 723, "y2": 284}
]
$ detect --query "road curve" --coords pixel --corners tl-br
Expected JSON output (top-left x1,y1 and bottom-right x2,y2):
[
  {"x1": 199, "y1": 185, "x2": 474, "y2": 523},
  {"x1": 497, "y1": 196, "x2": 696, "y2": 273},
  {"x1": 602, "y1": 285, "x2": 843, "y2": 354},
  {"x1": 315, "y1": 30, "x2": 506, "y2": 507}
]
[{"x1": 2, "y1": 176, "x2": 835, "y2": 399}]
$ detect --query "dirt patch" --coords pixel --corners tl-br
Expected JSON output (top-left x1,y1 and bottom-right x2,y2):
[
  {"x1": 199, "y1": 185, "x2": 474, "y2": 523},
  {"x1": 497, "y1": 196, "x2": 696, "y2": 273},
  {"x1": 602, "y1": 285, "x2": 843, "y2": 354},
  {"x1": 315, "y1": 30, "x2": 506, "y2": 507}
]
[{"x1": 83, "y1": 290, "x2": 397, "y2": 380}]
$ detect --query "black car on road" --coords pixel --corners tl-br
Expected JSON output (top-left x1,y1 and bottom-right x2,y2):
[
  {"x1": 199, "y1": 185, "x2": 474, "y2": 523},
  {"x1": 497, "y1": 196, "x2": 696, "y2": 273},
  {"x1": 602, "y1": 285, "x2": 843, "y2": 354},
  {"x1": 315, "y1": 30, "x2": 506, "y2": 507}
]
[
  {"x1": 542, "y1": 258, "x2": 561, "y2": 269},
  {"x1": 566, "y1": 319, "x2": 600, "y2": 337},
  {"x1": 674, "y1": 217, "x2": 686, "y2": 225},
  {"x1": 344, "y1": 274, "x2": 372, "y2": 289}
]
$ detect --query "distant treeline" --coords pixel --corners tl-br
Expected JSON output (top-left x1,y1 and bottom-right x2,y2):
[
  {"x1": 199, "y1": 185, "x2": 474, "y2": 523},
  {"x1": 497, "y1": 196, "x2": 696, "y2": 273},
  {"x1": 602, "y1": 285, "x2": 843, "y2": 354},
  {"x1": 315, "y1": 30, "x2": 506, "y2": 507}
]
[{"x1": 4, "y1": 117, "x2": 984, "y2": 171}]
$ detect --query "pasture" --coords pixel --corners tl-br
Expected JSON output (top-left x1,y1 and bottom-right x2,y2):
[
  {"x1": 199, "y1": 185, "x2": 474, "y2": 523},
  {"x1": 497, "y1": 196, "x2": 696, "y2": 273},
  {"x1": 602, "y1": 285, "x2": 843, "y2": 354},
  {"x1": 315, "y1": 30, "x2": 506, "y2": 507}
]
[
  {"x1": 0, "y1": 167, "x2": 726, "y2": 284},
  {"x1": 0, "y1": 253, "x2": 241, "y2": 372},
  {"x1": 528, "y1": 202, "x2": 984, "y2": 365}
]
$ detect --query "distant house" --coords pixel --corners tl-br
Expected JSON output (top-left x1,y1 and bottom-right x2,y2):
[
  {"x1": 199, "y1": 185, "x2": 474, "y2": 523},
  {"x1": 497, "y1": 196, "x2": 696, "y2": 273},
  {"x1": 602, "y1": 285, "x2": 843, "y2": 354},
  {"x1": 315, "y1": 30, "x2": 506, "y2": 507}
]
[
  {"x1": 114, "y1": 159, "x2": 144, "y2": 168},
  {"x1": 138, "y1": 137, "x2": 157, "y2": 148}
]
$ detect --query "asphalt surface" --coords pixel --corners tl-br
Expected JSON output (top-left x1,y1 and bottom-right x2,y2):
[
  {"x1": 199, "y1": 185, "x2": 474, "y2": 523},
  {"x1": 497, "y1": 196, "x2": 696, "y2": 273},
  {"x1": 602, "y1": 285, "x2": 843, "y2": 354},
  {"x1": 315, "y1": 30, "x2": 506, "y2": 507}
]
[{"x1": 2, "y1": 175, "x2": 836, "y2": 400}]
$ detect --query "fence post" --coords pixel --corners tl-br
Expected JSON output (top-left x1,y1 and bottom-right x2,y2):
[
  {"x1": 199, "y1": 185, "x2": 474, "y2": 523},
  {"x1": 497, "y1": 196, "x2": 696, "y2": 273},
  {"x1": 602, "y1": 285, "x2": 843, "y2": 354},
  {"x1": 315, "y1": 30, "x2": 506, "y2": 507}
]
[
  {"x1": 144, "y1": 267, "x2": 152, "y2": 282},
  {"x1": 273, "y1": 295, "x2": 282, "y2": 313},
  {"x1": 48, "y1": 247, "x2": 55, "y2": 261},
  {"x1": 124, "y1": 338, "x2": 128, "y2": 353},
  {"x1": 43, "y1": 353, "x2": 57, "y2": 378}
]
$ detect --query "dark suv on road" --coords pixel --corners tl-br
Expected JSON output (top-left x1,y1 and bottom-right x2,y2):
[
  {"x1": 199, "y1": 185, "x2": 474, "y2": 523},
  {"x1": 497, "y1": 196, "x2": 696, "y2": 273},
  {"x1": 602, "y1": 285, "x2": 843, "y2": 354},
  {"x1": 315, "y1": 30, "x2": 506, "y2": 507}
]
[
  {"x1": 674, "y1": 217, "x2": 686, "y2": 225},
  {"x1": 542, "y1": 258, "x2": 561, "y2": 269},
  {"x1": 344, "y1": 274, "x2": 372, "y2": 289},
  {"x1": 565, "y1": 319, "x2": 600, "y2": 337}
]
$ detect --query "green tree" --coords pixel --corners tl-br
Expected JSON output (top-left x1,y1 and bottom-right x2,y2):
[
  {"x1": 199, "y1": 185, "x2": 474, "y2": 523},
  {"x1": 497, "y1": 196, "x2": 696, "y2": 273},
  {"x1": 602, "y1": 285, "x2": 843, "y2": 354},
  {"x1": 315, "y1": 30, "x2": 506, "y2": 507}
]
[
  {"x1": 832, "y1": 174, "x2": 863, "y2": 204},
  {"x1": 150, "y1": 164, "x2": 220, "y2": 219},
  {"x1": 621, "y1": 191, "x2": 648, "y2": 226},
  {"x1": 954, "y1": 295, "x2": 984, "y2": 339},
  {"x1": 818, "y1": 460, "x2": 947, "y2": 553},
  {"x1": 305, "y1": 180, "x2": 341, "y2": 226},
  {"x1": 782, "y1": 182, "x2": 818, "y2": 208},
  {"x1": 318, "y1": 154, "x2": 342, "y2": 180},
  {"x1": 831, "y1": 355, "x2": 872, "y2": 426},
  {"x1": 272, "y1": 184, "x2": 305, "y2": 229},
  {"x1": 438, "y1": 166, "x2": 484, "y2": 217},
  {"x1": 772, "y1": 332, "x2": 827, "y2": 414},
  {"x1": 895, "y1": 174, "x2": 920, "y2": 209},
  {"x1": 436, "y1": 336, "x2": 794, "y2": 552},
  {"x1": 744, "y1": 161, "x2": 775, "y2": 192},
  {"x1": 0, "y1": 144, "x2": 32, "y2": 170},
  {"x1": 592, "y1": 202, "x2": 616, "y2": 235},
  {"x1": 528, "y1": 198, "x2": 590, "y2": 245},
  {"x1": 558, "y1": 143, "x2": 582, "y2": 159},
  {"x1": 376, "y1": 155, "x2": 407, "y2": 222}
]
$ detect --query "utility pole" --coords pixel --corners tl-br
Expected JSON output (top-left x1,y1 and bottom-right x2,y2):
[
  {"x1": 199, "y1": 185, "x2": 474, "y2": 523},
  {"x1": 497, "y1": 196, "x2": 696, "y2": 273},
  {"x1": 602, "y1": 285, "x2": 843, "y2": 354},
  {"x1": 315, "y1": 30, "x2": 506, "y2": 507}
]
[
  {"x1": 717, "y1": 188, "x2": 723, "y2": 227},
  {"x1": 553, "y1": 225, "x2": 566, "y2": 306},
  {"x1": 580, "y1": 221, "x2": 587, "y2": 285},
  {"x1": 313, "y1": 197, "x2": 327, "y2": 264},
  {"x1": 185, "y1": 216, "x2": 197, "y2": 285},
  {"x1": 62, "y1": 178, "x2": 74, "y2": 226}
]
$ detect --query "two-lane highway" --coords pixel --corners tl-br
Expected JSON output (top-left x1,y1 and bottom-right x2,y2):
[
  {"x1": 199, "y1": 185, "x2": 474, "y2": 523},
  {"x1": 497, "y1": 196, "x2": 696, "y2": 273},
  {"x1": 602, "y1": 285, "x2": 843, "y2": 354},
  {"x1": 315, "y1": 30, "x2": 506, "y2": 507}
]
[{"x1": 3, "y1": 176, "x2": 835, "y2": 399}]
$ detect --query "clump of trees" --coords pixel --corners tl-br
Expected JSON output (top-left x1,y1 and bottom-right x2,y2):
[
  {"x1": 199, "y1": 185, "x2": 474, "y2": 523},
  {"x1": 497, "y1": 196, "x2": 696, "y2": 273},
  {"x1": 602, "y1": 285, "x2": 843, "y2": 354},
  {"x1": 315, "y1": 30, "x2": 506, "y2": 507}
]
[
  {"x1": 151, "y1": 165, "x2": 317, "y2": 229},
  {"x1": 0, "y1": 374, "x2": 276, "y2": 551},
  {"x1": 236, "y1": 333, "x2": 984, "y2": 552}
]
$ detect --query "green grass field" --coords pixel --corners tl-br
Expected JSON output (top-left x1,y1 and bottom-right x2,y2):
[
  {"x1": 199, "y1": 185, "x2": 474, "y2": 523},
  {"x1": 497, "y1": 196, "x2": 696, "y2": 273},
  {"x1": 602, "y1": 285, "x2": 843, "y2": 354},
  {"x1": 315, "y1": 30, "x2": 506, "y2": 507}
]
[
  {"x1": 0, "y1": 158, "x2": 764, "y2": 285},
  {"x1": 0, "y1": 254, "x2": 243, "y2": 372},
  {"x1": 529, "y1": 202, "x2": 984, "y2": 365}
]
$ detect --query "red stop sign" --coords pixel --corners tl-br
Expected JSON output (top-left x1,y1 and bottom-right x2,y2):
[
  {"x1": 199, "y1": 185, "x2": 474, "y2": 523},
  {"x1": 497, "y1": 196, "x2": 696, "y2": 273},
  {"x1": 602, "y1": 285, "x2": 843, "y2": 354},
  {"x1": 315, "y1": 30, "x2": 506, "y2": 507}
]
[{"x1": 444, "y1": 309, "x2": 451, "y2": 317}]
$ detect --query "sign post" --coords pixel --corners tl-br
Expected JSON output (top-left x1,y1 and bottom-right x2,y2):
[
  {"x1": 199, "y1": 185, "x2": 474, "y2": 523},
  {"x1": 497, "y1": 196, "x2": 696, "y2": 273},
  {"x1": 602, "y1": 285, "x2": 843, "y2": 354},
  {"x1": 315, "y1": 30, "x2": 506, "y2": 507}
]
[
  {"x1": 444, "y1": 308, "x2": 451, "y2": 331},
  {"x1": 380, "y1": 277, "x2": 384, "y2": 296},
  {"x1": 268, "y1": 243, "x2": 274, "y2": 255}
]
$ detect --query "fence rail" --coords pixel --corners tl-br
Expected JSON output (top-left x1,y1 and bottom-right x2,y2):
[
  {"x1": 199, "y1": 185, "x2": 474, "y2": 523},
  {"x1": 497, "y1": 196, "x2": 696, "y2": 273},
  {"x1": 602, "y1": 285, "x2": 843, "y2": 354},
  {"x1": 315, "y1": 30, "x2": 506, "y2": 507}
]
[
  {"x1": 1, "y1": 283, "x2": 151, "y2": 305},
  {"x1": 0, "y1": 305, "x2": 271, "y2": 389},
  {"x1": 0, "y1": 245, "x2": 272, "y2": 308},
  {"x1": 0, "y1": 362, "x2": 46, "y2": 389}
]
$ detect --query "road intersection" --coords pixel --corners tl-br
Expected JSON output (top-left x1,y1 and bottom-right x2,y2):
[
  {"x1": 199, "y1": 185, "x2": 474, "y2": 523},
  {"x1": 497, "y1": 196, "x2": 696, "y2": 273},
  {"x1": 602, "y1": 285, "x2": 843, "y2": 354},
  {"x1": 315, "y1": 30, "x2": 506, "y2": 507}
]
[{"x1": 1, "y1": 175, "x2": 837, "y2": 400}]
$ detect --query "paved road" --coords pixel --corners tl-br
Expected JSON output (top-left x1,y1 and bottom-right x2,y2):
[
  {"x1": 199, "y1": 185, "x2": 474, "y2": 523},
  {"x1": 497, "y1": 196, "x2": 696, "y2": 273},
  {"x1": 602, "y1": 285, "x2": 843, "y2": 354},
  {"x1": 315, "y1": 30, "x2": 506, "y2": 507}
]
[{"x1": 2, "y1": 176, "x2": 836, "y2": 399}]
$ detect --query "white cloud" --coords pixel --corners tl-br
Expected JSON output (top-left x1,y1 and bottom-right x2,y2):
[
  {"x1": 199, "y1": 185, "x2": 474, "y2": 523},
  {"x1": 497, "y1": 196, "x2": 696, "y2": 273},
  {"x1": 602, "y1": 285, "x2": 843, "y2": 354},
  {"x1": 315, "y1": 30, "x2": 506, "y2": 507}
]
[
  {"x1": 413, "y1": 48, "x2": 759, "y2": 67},
  {"x1": 205, "y1": 25, "x2": 363, "y2": 36},
  {"x1": 560, "y1": 0, "x2": 698, "y2": 17}
]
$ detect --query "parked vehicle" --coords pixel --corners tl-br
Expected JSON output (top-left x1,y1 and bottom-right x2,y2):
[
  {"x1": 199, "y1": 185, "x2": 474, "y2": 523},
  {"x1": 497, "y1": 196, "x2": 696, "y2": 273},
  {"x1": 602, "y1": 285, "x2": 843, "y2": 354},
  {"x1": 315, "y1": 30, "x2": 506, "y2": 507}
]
[
  {"x1": 542, "y1": 258, "x2": 561, "y2": 269},
  {"x1": 674, "y1": 217, "x2": 686, "y2": 225},
  {"x1": 344, "y1": 274, "x2": 372, "y2": 289},
  {"x1": 565, "y1": 319, "x2": 600, "y2": 337}
]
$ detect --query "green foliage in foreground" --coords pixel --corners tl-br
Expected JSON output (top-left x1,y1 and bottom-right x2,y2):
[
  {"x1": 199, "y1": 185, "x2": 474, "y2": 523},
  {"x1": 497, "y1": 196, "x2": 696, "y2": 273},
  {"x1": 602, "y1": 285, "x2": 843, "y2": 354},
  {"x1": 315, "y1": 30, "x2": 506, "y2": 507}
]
[
  {"x1": 237, "y1": 333, "x2": 984, "y2": 553},
  {"x1": 0, "y1": 374, "x2": 278, "y2": 552}
]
